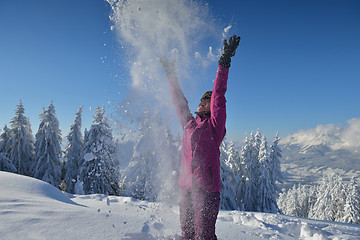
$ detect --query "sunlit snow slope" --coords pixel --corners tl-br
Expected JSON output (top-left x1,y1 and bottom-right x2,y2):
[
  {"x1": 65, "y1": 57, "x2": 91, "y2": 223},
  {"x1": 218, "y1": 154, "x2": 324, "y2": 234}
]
[{"x1": 0, "y1": 171, "x2": 359, "y2": 240}]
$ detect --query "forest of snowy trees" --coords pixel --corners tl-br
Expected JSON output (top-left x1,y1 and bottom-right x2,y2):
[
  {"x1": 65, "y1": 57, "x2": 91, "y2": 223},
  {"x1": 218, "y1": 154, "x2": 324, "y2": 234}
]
[
  {"x1": 0, "y1": 101, "x2": 120, "y2": 196},
  {"x1": 278, "y1": 174, "x2": 360, "y2": 224},
  {"x1": 1, "y1": 101, "x2": 359, "y2": 225}
]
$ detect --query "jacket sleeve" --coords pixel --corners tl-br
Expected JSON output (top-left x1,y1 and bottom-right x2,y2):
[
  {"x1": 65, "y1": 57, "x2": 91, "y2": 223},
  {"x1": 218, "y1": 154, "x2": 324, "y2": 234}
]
[
  {"x1": 167, "y1": 75, "x2": 194, "y2": 128},
  {"x1": 210, "y1": 65, "x2": 229, "y2": 140}
]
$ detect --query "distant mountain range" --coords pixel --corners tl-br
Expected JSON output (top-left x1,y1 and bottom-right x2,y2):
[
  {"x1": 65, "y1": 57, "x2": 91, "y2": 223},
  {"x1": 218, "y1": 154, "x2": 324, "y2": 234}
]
[{"x1": 278, "y1": 118, "x2": 360, "y2": 189}]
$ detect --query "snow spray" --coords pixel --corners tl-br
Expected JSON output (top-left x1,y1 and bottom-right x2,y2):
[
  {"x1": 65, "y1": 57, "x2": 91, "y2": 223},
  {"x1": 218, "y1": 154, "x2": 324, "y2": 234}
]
[
  {"x1": 107, "y1": 0, "x2": 225, "y2": 97},
  {"x1": 107, "y1": 0, "x2": 230, "y2": 213}
]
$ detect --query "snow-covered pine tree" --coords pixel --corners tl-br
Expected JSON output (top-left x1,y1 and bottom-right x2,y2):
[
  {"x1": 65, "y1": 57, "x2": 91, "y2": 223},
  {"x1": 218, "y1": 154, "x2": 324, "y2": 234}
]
[
  {"x1": 233, "y1": 134, "x2": 249, "y2": 210},
  {"x1": 7, "y1": 101, "x2": 35, "y2": 176},
  {"x1": 0, "y1": 153, "x2": 17, "y2": 173},
  {"x1": 0, "y1": 125, "x2": 11, "y2": 154},
  {"x1": 74, "y1": 128, "x2": 89, "y2": 195},
  {"x1": 225, "y1": 140, "x2": 241, "y2": 174},
  {"x1": 278, "y1": 184, "x2": 317, "y2": 218},
  {"x1": 306, "y1": 185, "x2": 318, "y2": 218},
  {"x1": 234, "y1": 130, "x2": 282, "y2": 213},
  {"x1": 79, "y1": 106, "x2": 120, "y2": 196},
  {"x1": 120, "y1": 109, "x2": 179, "y2": 202},
  {"x1": 257, "y1": 135, "x2": 268, "y2": 212},
  {"x1": 219, "y1": 140, "x2": 238, "y2": 210},
  {"x1": 0, "y1": 125, "x2": 17, "y2": 172},
  {"x1": 32, "y1": 102, "x2": 62, "y2": 187},
  {"x1": 145, "y1": 110, "x2": 181, "y2": 202},
  {"x1": 279, "y1": 176, "x2": 360, "y2": 225},
  {"x1": 331, "y1": 175, "x2": 348, "y2": 222},
  {"x1": 243, "y1": 132, "x2": 260, "y2": 211},
  {"x1": 159, "y1": 127, "x2": 181, "y2": 202},
  {"x1": 342, "y1": 177, "x2": 360, "y2": 224},
  {"x1": 269, "y1": 132, "x2": 283, "y2": 188},
  {"x1": 62, "y1": 106, "x2": 84, "y2": 193},
  {"x1": 253, "y1": 129, "x2": 262, "y2": 163},
  {"x1": 278, "y1": 185, "x2": 296, "y2": 216},
  {"x1": 120, "y1": 130, "x2": 159, "y2": 201},
  {"x1": 308, "y1": 174, "x2": 347, "y2": 222},
  {"x1": 257, "y1": 136, "x2": 278, "y2": 213}
]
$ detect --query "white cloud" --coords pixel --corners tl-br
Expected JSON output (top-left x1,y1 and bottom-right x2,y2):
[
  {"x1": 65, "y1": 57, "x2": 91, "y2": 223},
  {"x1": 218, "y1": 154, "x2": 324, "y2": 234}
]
[
  {"x1": 340, "y1": 118, "x2": 360, "y2": 149},
  {"x1": 281, "y1": 118, "x2": 360, "y2": 150}
]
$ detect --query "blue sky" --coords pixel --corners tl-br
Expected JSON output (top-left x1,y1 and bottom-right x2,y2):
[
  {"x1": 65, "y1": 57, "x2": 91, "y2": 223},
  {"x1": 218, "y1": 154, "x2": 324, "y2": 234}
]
[{"x1": 0, "y1": 0, "x2": 359, "y2": 141}]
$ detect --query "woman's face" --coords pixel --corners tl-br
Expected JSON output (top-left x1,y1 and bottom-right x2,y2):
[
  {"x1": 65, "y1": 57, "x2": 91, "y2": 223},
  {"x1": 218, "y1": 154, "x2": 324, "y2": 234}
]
[{"x1": 197, "y1": 98, "x2": 211, "y2": 112}]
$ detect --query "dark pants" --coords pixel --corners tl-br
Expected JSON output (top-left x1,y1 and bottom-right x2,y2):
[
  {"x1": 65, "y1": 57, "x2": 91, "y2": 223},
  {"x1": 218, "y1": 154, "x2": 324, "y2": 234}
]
[{"x1": 180, "y1": 188, "x2": 220, "y2": 240}]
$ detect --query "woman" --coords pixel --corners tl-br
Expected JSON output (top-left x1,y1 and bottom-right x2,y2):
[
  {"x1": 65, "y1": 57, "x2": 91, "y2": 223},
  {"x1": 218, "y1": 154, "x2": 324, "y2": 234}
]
[{"x1": 161, "y1": 35, "x2": 240, "y2": 240}]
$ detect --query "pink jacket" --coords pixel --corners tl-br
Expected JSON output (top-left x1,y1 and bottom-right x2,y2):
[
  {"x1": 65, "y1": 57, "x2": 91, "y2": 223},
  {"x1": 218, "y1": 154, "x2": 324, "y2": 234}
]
[{"x1": 168, "y1": 65, "x2": 229, "y2": 192}]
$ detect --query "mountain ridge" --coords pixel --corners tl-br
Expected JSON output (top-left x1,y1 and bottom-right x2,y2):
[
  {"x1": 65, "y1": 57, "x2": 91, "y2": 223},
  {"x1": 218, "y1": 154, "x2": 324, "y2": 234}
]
[{"x1": 277, "y1": 118, "x2": 360, "y2": 189}]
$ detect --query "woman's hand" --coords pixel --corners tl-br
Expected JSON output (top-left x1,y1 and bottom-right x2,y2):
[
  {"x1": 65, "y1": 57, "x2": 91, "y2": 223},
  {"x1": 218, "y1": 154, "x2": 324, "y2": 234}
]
[{"x1": 218, "y1": 35, "x2": 241, "y2": 68}]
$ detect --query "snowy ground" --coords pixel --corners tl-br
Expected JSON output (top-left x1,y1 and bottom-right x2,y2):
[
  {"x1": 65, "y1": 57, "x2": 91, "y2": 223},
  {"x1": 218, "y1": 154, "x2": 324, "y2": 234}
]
[{"x1": 0, "y1": 171, "x2": 359, "y2": 240}]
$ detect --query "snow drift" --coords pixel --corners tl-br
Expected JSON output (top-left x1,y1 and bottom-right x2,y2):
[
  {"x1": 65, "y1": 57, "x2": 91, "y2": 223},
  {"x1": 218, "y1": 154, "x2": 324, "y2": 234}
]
[{"x1": 1, "y1": 171, "x2": 360, "y2": 239}]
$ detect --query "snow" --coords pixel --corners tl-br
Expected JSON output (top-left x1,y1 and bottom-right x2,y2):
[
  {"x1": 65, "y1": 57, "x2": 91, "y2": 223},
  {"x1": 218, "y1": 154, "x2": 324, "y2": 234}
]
[
  {"x1": 1, "y1": 171, "x2": 359, "y2": 240},
  {"x1": 223, "y1": 25, "x2": 232, "y2": 38},
  {"x1": 224, "y1": 25, "x2": 232, "y2": 33},
  {"x1": 84, "y1": 152, "x2": 95, "y2": 162},
  {"x1": 107, "y1": 0, "x2": 220, "y2": 102}
]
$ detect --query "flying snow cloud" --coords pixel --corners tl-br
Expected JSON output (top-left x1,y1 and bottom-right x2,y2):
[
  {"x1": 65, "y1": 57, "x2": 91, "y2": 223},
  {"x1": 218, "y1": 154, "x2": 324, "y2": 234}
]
[
  {"x1": 281, "y1": 118, "x2": 360, "y2": 150},
  {"x1": 106, "y1": 0, "x2": 236, "y2": 136},
  {"x1": 107, "y1": 0, "x2": 223, "y2": 99}
]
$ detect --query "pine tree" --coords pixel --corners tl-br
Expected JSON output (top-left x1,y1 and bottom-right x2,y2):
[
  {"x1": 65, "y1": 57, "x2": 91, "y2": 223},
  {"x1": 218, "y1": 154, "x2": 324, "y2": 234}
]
[
  {"x1": 309, "y1": 174, "x2": 347, "y2": 222},
  {"x1": 243, "y1": 132, "x2": 260, "y2": 211},
  {"x1": 219, "y1": 140, "x2": 238, "y2": 210},
  {"x1": 253, "y1": 129, "x2": 262, "y2": 163},
  {"x1": 279, "y1": 176, "x2": 360, "y2": 225},
  {"x1": 0, "y1": 125, "x2": 11, "y2": 154},
  {"x1": 342, "y1": 177, "x2": 360, "y2": 224},
  {"x1": 63, "y1": 106, "x2": 84, "y2": 193},
  {"x1": 120, "y1": 109, "x2": 180, "y2": 202},
  {"x1": 79, "y1": 106, "x2": 120, "y2": 196},
  {"x1": 278, "y1": 185, "x2": 297, "y2": 216},
  {"x1": 120, "y1": 133, "x2": 159, "y2": 201},
  {"x1": 233, "y1": 130, "x2": 282, "y2": 213},
  {"x1": 257, "y1": 135, "x2": 268, "y2": 212},
  {"x1": 332, "y1": 176, "x2": 348, "y2": 222},
  {"x1": 0, "y1": 125, "x2": 17, "y2": 172},
  {"x1": 119, "y1": 110, "x2": 156, "y2": 201},
  {"x1": 32, "y1": 102, "x2": 62, "y2": 187},
  {"x1": 7, "y1": 101, "x2": 35, "y2": 176},
  {"x1": 233, "y1": 135, "x2": 249, "y2": 210},
  {"x1": 225, "y1": 140, "x2": 241, "y2": 174},
  {"x1": 0, "y1": 153, "x2": 17, "y2": 173},
  {"x1": 278, "y1": 184, "x2": 317, "y2": 218},
  {"x1": 257, "y1": 136, "x2": 278, "y2": 213},
  {"x1": 159, "y1": 127, "x2": 181, "y2": 202},
  {"x1": 269, "y1": 132, "x2": 283, "y2": 187}
]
